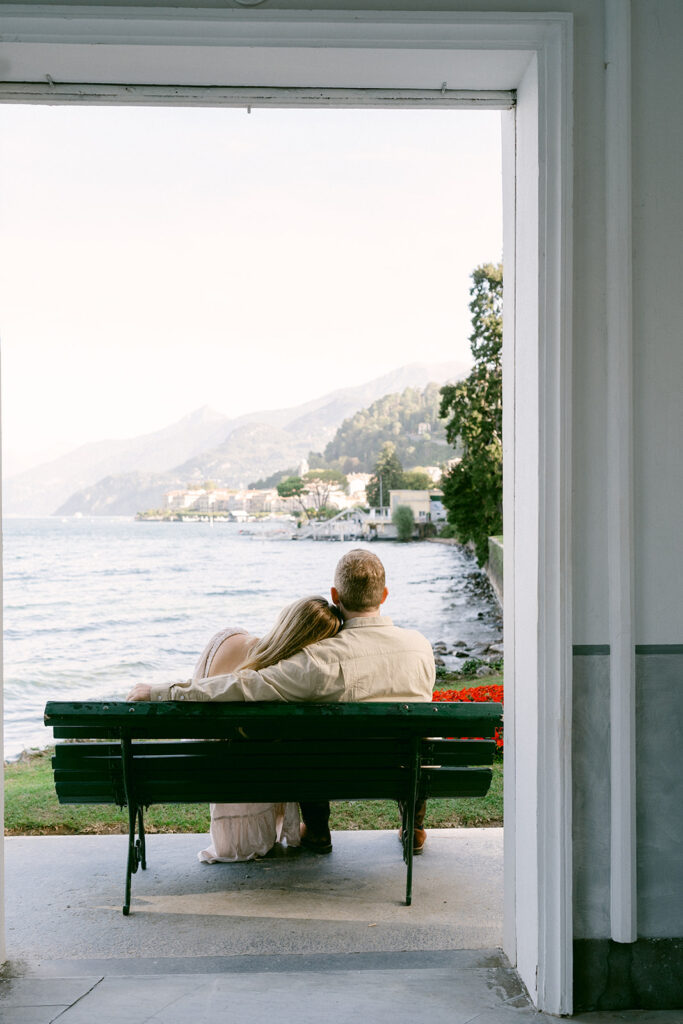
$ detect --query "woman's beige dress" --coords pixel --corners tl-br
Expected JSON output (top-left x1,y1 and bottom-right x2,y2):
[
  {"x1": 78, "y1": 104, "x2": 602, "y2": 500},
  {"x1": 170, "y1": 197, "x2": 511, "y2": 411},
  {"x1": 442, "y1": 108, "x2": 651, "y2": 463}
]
[{"x1": 194, "y1": 626, "x2": 301, "y2": 863}]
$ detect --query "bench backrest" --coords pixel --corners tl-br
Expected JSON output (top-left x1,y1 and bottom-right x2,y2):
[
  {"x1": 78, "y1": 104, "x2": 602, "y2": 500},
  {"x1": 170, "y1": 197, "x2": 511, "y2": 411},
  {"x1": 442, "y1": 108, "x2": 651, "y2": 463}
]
[{"x1": 45, "y1": 700, "x2": 503, "y2": 806}]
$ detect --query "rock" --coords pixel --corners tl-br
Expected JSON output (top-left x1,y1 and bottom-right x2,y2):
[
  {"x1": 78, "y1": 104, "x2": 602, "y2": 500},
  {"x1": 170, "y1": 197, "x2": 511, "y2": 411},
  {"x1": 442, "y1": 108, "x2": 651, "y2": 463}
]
[
  {"x1": 453, "y1": 641, "x2": 468, "y2": 648},
  {"x1": 455, "y1": 651, "x2": 469, "y2": 659},
  {"x1": 434, "y1": 656, "x2": 445, "y2": 667},
  {"x1": 488, "y1": 643, "x2": 504, "y2": 655},
  {"x1": 432, "y1": 642, "x2": 449, "y2": 654},
  {"x1": 477, "y1": 664, "x2": 495, "y2": 677}
]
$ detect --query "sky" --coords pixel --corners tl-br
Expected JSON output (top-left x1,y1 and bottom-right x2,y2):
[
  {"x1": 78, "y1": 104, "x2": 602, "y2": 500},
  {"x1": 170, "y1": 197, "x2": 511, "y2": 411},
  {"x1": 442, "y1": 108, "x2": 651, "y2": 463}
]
[{"x1": 0, "y1": 105, "x2": 502, "y2": 478}]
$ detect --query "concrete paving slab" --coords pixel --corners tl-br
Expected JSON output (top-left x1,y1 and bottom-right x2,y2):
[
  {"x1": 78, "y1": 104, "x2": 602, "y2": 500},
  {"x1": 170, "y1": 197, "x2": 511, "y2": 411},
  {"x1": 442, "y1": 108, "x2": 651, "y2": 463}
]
[
  {"x1": 5, "y1": 829, "x2": 503, "y2": 960},
  {"x1": 5, "y1": 832, "x2": 681, "y2": 1022},
  {"x1": 18, "y1": 968, "x2": 539, "y2": 1024},
  {"x1": 2, "y1": 952, "x2": 682, "y2": 1023},
  {"x1": 0, "y1": 977, "x2": 100, "y2": 1007},
  {"x1": 0, "y1": 1007, "x2": 71, "y2": 1024}
]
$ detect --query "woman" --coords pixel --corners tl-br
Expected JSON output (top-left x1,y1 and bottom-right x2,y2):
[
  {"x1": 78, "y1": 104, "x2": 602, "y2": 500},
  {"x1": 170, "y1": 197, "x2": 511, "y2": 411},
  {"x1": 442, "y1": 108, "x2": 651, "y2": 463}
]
[{"x1": 195, "y1": 595, "x2": 341, "y2": 864}]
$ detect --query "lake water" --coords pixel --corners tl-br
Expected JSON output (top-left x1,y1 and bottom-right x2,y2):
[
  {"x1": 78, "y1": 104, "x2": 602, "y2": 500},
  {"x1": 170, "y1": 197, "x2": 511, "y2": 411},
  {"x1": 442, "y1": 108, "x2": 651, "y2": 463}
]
[{"x1": 2, "y1": 518, "x2": 501, "y2": 758}]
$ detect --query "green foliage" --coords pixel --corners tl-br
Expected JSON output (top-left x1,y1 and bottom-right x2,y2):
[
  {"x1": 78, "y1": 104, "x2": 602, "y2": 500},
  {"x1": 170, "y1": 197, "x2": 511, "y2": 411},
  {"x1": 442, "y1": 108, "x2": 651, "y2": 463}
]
[
  {"x1": 366, "y1": 442, "x2": 406, "y2": 507},
  {"x1": 263, "y1": 384, "x2": 453, "y2": 487},
  {"x1": 366, "y1": 446, "x2": 438, "y2": 508},
  {"x1": 276, "y1": 475, "x2": 310, "y2": 518},
  {"x1": 392, "y1": 504, "x2": 415, "y2": 542},
  {"x1": 461, "y1": 658, "x2": 481, "y2": 677},
  {"x1": 276, "y1": 475, "x2": 305, "y2": 499},
  {"x1": 438, "y1": 522, "x2": 457, "y2": 539},
  {"x1": 324, "y1": 383, "x2": 451, "y2": 471},
  {"x1": 302, "y1": 469, "x2": 347, "y2": 511},
  {"x1": 249, "y1": 467, "x2": 296, "y2": 489},
  {"x1": 440, "y1": 263, "x2": 503, "y2": 565},
  {"x1": 402, "y1": 469, "x2": 434, "y2": 489}
]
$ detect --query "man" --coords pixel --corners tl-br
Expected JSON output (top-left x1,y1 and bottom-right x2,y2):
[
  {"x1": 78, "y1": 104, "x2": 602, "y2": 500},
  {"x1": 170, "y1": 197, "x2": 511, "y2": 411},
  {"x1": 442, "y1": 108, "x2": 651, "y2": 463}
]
[{"x1": 128, "y1": 548, "x2": 435, "y2": 852}]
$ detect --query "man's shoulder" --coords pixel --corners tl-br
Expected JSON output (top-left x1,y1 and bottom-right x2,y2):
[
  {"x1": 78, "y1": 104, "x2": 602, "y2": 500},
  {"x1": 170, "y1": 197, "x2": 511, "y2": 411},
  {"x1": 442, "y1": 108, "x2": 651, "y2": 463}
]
[
  {"x1": 379, "y1": 621, "x2": 432, "y2": 644},
  {"x1": 314, "y1": 620, "x2": 432, "y2": 657}
]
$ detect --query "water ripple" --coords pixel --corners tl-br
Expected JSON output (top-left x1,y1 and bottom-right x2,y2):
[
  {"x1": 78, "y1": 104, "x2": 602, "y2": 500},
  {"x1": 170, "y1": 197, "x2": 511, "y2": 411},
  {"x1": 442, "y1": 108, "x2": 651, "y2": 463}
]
[{"x1": 3, "y1": 518, "x2": 501, "y2": 758}]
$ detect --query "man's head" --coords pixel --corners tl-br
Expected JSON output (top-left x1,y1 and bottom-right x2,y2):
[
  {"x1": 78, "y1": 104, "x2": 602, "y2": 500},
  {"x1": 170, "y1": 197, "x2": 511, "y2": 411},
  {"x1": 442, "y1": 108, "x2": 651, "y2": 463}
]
[{"x1": 331, "y1": 549, "x2": 388, "y2": 618}]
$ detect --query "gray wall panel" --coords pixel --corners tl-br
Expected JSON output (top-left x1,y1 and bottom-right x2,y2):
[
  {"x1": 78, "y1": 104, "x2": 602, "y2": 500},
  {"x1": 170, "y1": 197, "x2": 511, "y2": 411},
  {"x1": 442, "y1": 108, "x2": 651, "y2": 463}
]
[
  {"x1": 636, "y1": 652, "x2": 683, "y2": 936},
  {"x1": 572, "y1": 653, "x2": 611, "y2": 938}
]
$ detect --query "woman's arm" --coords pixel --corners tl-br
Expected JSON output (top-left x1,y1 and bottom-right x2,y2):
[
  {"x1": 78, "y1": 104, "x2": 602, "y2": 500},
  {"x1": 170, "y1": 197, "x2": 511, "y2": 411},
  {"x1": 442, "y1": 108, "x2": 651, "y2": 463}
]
[{"x1": 207, "y1": 632, "x2": 256, "y2": 677}]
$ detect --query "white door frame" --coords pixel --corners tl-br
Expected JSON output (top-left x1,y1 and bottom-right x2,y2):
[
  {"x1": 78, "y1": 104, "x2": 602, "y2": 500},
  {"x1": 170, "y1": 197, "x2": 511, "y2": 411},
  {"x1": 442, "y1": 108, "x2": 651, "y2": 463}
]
[{"x1": 0, "y1": 8, "x2": 574, "y2": 1013}]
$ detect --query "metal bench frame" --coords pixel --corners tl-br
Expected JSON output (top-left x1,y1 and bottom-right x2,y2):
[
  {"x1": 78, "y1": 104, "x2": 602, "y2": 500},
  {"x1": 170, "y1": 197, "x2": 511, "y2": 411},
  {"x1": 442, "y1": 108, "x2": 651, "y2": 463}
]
[{"x1": 45, "y1": 700, "x2": 503, "y2": 914}]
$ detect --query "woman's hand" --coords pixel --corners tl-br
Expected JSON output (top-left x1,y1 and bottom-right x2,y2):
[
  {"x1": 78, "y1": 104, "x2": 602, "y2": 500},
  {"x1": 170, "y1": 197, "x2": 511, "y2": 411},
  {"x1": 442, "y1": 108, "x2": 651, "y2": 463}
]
[{"x1": 127, "y1": 684, "x2": 151, "y2": 701}]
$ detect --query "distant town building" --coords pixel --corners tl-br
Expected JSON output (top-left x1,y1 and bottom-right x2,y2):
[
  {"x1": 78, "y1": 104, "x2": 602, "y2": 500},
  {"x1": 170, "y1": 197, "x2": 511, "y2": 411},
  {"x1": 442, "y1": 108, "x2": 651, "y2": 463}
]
[
  {"x1": 346, "y1": 472, "x2": 372, "y2": 503},
  {"x1": 165, "y1": 489, "x2": 203, "y2": 510},
  {"x1": 388, "y1": 489, "x2": 444, "y2": 522}
]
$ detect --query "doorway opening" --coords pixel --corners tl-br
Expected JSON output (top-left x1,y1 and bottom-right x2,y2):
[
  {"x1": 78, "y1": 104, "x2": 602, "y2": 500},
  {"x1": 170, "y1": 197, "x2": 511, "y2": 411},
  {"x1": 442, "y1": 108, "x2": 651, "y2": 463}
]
[{"x1": 0, "y1": 9, "x2": 573, "y2": 1014}]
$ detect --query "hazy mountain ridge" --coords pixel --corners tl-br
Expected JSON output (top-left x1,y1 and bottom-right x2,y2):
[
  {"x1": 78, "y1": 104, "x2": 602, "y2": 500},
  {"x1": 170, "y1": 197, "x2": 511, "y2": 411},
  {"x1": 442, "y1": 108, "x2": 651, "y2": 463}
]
[
  {"x1": 4, "y1": 406, "x2": 233, "y2": 517},
  {"x1": 7, "y1": 361, "x2": 467, "y2": 516}
]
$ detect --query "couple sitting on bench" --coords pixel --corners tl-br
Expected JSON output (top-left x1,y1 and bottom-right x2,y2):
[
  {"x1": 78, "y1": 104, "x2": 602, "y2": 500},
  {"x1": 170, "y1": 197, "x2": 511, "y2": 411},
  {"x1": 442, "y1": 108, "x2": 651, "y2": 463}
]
[{"x1": 127, "y1": 548, "x2": 436, "y2": 863}]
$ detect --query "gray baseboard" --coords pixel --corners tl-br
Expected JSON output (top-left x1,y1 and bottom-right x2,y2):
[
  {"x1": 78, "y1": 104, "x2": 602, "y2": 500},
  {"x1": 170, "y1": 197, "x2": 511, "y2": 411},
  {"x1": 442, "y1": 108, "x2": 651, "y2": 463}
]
[{"x1": 574, "y1": 937, "x2": 683, "y2": 1011}]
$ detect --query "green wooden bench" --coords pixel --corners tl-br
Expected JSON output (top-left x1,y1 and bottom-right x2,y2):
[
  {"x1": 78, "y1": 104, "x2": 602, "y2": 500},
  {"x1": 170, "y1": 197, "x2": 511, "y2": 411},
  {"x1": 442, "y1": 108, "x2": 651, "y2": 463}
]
[{"x1": 44, "y1": 699, "x2": 503, "y2": 915}]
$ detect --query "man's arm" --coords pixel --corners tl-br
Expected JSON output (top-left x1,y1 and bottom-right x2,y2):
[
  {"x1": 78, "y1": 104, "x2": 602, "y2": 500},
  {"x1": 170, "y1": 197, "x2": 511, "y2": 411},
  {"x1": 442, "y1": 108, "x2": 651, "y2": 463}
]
[{"x1": 127, "y1": 645, "x2": 342, "y2": 703}]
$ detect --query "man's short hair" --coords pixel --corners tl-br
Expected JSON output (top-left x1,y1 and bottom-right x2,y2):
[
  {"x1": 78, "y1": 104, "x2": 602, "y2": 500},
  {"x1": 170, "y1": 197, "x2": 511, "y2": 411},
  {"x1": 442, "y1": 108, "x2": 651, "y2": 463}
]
[{"x1": 334, "y1": 549, "x2": 386, "y2": 612}]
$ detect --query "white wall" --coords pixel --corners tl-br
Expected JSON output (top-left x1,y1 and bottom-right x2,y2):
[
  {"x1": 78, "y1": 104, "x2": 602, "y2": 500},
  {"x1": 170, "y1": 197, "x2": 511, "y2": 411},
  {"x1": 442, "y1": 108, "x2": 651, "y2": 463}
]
[
  {"x1": 2, "y1": 0, "x2": 682, "y2": 1011},
  {"x1": 631, "y1": 0, "x2": 683, "y2": 644}
]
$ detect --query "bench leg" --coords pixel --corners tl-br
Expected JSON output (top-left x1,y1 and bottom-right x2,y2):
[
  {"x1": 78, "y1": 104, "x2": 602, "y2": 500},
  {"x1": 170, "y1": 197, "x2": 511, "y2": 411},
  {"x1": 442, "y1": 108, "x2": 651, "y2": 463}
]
[
  {"x1": 402, "y1": 800, "x2": 415, "y2": 907},
  {"x1": 123, "y1": 800, "x2": 141, "y2": 916},
  {"x1": 137, "y1": 806, "x2": 147, "y2": 871},
  {"x1": 402, "y1": 739, "x2": 421, "y2": 907},
  {"x1": 120, "y1": 736, "x2": 146, "y2": 915}
]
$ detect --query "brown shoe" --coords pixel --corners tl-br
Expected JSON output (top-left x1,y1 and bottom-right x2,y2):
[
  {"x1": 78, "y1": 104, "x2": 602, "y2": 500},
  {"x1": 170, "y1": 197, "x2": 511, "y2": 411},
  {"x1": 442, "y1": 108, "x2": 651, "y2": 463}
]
[
  {"x1": 300, "y1": 823, "x2": 332, "y2": 854},
  {"x1": 398, "y1": 828, "x2": 427, "y2": 855}
]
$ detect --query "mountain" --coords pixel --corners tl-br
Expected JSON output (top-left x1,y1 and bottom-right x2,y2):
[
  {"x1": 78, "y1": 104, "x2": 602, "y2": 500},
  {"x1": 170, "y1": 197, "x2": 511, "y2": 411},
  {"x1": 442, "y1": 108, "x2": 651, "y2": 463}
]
[
  {"x1": 3, "y1": 406, "x2": 233, "y2": 517},
  {"x1": 5, "y1": 361, "x2": 467, "y2": 516}
]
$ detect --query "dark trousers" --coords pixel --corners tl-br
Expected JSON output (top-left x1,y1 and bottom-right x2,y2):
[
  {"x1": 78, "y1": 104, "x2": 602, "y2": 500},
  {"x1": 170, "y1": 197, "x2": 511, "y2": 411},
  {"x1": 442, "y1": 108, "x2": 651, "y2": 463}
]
[{"x1": 300, "y1": 799, "x2": 427, "y2": 835}]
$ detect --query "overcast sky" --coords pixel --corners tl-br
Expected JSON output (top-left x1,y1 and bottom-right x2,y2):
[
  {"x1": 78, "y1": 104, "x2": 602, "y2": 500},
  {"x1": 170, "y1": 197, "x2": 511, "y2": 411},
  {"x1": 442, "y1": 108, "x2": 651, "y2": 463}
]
[{"x1": 0, "y1": 105, "x2": 502, "y2": 478}]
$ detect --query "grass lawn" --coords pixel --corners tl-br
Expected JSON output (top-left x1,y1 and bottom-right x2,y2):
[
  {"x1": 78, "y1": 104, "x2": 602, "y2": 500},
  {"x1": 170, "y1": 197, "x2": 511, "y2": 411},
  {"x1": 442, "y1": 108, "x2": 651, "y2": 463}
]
[
  {"x1": 3, "y1": 749, "x2": 503, "y2": 835},
  {"x1": 5, "y1": 669, "x2": 503, "y2": 835}
]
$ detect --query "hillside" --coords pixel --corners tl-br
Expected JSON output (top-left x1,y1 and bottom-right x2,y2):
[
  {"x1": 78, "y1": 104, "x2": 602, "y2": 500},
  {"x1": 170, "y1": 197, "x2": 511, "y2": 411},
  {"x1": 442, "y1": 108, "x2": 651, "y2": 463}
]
[
  {"x1": 321, "y1": 382, "x2": 453, "y2": 472},
  {"x1": 36, "y1": 361, "x2": 467, "y2": 517}
]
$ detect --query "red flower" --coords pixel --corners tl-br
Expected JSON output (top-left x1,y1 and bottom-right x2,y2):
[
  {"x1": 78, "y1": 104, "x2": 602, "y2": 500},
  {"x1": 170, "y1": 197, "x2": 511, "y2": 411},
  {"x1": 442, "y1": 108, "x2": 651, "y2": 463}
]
[{"x1": 432, "y1": 684, "x2": 504, "y2": 750}]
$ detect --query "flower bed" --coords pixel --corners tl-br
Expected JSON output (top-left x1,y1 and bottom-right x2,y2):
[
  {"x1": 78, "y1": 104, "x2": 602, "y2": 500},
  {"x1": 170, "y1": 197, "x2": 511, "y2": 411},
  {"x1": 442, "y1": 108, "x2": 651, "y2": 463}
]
[{"x1": 432, "y1": 684, "x2": 504, "y2": 751}]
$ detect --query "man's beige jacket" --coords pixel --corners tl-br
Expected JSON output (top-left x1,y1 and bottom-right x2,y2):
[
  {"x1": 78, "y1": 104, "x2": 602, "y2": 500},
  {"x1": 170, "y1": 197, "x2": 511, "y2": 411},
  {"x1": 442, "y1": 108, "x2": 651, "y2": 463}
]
[{"x1": 149, "y1": 616, "x2": 435, "y2": 703}]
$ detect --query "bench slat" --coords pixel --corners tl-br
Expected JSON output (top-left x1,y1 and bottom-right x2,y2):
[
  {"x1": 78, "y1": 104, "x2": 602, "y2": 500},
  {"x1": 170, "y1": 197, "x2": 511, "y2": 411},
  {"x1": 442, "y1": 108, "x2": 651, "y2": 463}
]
[
  {"x1": 45, "y1": 700, "x2": 502, "y2": 741},
  {"x1": 421, "y1": 766, "x2": 493, "y2": 799}
]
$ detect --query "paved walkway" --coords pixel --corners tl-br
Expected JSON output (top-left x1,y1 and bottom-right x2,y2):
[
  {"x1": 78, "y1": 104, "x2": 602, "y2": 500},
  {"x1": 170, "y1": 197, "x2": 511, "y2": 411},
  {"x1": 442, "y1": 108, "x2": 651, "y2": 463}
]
[{"x1": 2, "y1": 830, "x2": 680, "y2": 1022}]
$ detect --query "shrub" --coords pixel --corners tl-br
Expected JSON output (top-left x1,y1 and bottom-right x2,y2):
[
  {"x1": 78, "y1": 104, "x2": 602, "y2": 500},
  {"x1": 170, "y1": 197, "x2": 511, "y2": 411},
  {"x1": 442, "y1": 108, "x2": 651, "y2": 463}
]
[
  {"x1": 392, "y1": 504, "x2": 415, "y2": 542},
  {"x1": 461, "y1": 658, "x2": 480, "y2": 677}
]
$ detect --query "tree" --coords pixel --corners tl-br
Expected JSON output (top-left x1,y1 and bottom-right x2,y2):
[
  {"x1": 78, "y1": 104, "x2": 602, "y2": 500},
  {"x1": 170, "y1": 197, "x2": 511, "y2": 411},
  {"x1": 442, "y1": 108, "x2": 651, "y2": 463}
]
[
  {"x1": 393, "y1": 504, "x2": 415, "y2": 542},
  {"x1": 366, "y1": 442, "x2": 405, "y2": 507},
  {"x1": 439, "y1": 262, "x2": 503, "y2": 564},
  {"x1": 302, "y1": 469, "x2": 348, "y2": 513},
  {"x1": 276, "y1": 476, "x2": 309, "y2": 518},
  {"x1": 402, "y1": 469, "x2": 433, "y2": 490}
]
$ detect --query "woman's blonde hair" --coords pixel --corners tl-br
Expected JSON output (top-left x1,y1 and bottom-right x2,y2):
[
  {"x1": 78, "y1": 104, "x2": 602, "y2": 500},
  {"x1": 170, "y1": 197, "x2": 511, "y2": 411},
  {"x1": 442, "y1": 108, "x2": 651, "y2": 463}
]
[{"x1": 238, "y1": 596, "x2": 341, "y2": 672}]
